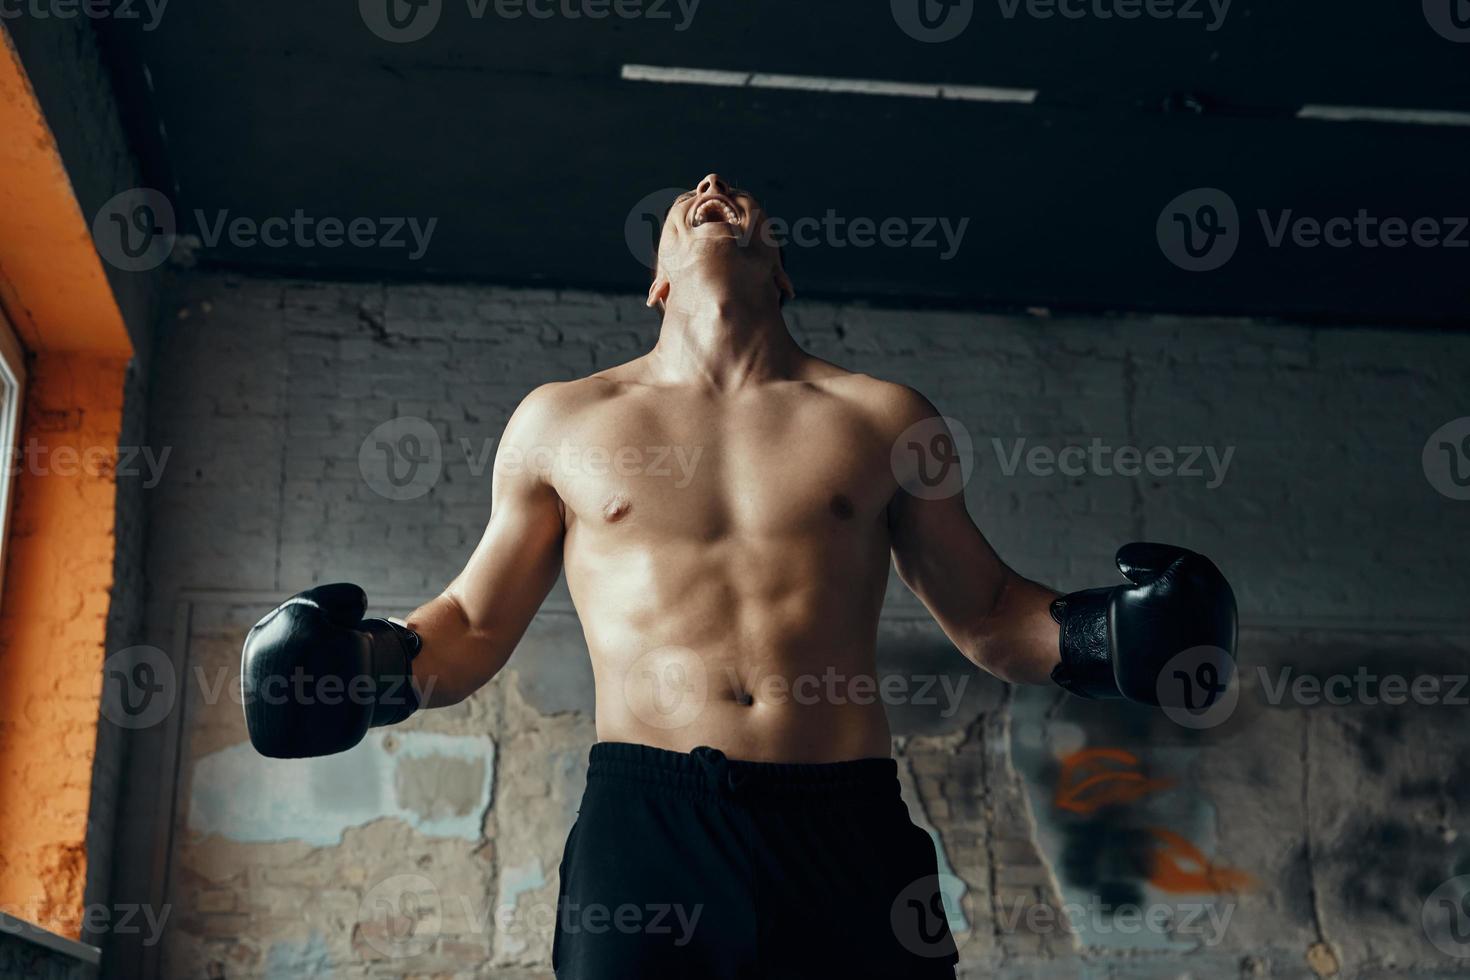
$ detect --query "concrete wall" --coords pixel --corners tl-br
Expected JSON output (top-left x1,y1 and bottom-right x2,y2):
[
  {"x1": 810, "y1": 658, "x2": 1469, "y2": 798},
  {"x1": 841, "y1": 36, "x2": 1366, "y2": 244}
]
[{"x1": 124, "y1": 271, "x2": 1470, "y2": 979}]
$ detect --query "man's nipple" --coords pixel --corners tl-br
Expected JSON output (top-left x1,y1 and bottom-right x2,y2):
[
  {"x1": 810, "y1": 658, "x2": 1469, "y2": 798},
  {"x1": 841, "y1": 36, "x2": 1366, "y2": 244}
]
[{"x1": 602, "y1": 494, "x2": 632, "y2": 523}]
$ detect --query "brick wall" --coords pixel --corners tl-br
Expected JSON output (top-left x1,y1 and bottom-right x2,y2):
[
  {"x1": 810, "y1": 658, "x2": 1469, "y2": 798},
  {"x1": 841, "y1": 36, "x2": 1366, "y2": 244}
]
[{"x1": 122, "y1": 271, "x2": 1470, "y2": 979}]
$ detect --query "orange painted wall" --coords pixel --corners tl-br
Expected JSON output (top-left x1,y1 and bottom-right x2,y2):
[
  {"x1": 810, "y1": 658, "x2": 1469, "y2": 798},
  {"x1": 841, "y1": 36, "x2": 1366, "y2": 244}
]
[
  {"x1": 0, "y1": 354, "x2": 129, "y2": 938},
  {"x1": 0, "y1": 22, "x2": 137, "y2": 941}
]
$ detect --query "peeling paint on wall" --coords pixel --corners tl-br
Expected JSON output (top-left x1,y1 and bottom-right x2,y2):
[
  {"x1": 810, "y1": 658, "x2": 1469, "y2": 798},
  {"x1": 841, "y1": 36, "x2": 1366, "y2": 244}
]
[
  {"x1": 263, "y1": 932, "x2": 331, "y2": 978},
  {"x1": 188, "y1": 733, "x2": 495, "y2": 846},
  {"x1": 495, "y1": 859, "x2": 547, "y2": 958}
]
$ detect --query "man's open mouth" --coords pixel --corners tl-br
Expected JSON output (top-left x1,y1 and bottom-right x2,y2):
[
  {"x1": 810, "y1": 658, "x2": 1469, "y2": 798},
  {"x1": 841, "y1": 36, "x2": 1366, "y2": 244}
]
[{"x1": 690, "y1": 194, "x2": 740, "y2": 228}]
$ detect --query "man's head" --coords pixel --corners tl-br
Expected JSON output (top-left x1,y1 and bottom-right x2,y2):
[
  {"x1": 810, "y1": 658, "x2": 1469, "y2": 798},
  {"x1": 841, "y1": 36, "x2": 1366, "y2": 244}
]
[{"x1": 646, "y1": 173, "x2": 794, "y2": 316}]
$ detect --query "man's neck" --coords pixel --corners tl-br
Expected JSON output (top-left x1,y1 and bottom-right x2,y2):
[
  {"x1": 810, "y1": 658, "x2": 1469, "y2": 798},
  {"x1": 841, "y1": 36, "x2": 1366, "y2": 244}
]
[{"x1": 651, "y1": 284, "x2": 798, "y2": 390}]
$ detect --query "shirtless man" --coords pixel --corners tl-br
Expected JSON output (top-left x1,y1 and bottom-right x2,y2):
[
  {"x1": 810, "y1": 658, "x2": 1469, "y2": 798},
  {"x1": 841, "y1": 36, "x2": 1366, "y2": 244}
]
[{"x1": 241, "y1": 174, "x2": 1237, "y2": 978}]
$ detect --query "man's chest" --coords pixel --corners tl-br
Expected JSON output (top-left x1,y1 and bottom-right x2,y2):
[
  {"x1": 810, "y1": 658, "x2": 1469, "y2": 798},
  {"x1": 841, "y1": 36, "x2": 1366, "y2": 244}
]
[{"x1": 547, "y1": 393, "x2": 896, "y2": 536}]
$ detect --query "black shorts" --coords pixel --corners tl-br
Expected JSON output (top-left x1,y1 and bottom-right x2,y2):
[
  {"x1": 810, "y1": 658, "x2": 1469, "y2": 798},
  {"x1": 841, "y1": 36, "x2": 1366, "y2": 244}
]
[{"x1": 552, "y1": 742, "x2": 960, "y2": 979}]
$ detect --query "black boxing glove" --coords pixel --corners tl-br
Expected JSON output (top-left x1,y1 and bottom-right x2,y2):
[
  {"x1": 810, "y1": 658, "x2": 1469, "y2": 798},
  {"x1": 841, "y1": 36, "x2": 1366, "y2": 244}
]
[
  {"x1": 1050, "y1": 543, "x2": 1237, "y2": 704},
  {"x1": 241, "y1": 583, "x2": 421, "y2": 758}
]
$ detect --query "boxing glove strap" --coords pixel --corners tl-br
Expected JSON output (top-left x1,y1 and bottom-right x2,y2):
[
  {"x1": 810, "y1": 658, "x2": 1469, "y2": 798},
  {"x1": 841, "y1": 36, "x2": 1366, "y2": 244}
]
[
  {"x1": 360, "y1": 618, "x2": 422, "y2": 727},
  {"x1": 1049, "y1": 586, "x2": 1123, "y2": 700}
]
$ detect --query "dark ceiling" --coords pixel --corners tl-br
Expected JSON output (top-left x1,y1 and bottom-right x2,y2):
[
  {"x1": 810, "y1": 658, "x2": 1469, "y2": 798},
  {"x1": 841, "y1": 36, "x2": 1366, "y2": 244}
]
[{"x1": 95, "y1": 1, "x2": 1469, "y2": 322}]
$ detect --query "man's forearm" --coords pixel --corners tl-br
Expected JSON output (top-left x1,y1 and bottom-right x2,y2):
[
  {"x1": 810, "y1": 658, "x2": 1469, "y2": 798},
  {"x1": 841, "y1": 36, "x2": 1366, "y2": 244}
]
[
  {"x1": 966, "y1": 572, "x2": 1062, "y2": 686},
  {"x1": 404, "y1": 591, "x2": 513, "y2": 708}
]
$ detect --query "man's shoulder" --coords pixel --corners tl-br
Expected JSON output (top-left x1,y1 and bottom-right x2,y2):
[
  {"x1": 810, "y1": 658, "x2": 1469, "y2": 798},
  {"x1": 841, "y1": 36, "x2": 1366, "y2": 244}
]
[
  {"x1": 518, "y1": 360, "x2": 647, "y2": 412},
  {"x1": 804, "y1": 362, "x2": 938, "y2": 430}
]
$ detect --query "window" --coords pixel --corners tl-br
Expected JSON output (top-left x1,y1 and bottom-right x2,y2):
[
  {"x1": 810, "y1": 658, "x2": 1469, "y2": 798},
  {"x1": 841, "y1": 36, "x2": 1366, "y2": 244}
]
[{"x1": 0, "y1": 308, "x2": 25, "y2": 600}]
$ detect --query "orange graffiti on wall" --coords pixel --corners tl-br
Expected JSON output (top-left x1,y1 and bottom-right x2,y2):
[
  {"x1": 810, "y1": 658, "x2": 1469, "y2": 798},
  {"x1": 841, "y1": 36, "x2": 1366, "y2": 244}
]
[
  {"x1": 1054, "y1": 748, "x2": 1175, "y2": 814},
  {"x1": 1053, "y1": 747, "x2": 1255, "y2": 894}
]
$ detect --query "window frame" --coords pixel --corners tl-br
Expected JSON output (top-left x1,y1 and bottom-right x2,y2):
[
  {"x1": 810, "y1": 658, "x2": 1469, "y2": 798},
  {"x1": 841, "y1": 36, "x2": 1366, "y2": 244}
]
[{"x1": 0, "y1": 308, "x2": 27, "y2": 601}]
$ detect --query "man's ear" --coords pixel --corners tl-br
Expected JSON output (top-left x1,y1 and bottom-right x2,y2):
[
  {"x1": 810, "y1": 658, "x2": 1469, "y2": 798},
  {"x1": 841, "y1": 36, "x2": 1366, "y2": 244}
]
[
  {"x1": 646, "y1": 272, "x2": 671, "y2": 309},
  {"x1": 775, "y1": 265, "x2": 795, "y2": 302}
]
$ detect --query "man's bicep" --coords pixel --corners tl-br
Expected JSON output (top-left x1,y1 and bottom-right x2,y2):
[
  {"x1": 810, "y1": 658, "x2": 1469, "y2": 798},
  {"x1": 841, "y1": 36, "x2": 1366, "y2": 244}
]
[
  {"x1": 889, "y1": 488, "x2": 1008, "y2": 635},
  {"x1": 446, "y1": 461, "x2": 564, "y2": 632}
]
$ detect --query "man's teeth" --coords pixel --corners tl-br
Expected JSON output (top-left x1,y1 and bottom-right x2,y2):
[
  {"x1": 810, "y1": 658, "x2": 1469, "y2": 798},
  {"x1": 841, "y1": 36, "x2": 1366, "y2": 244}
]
[{"x1": 693, "y1": 200, "x2": 738, "y2": 227}]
